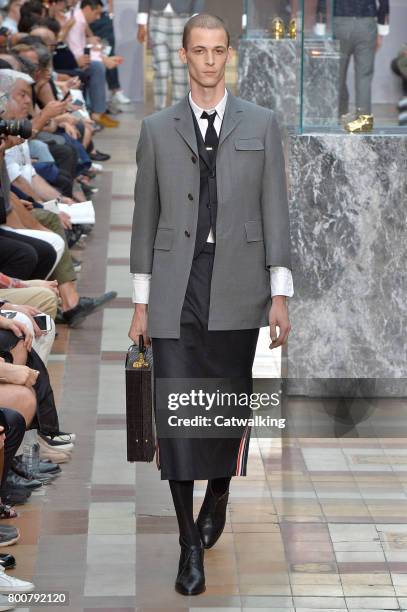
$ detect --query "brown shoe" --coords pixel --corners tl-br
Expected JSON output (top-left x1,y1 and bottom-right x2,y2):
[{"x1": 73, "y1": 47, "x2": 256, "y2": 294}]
[{"x1": 96, "y1": 113, "x2": 120, "y2": 128}]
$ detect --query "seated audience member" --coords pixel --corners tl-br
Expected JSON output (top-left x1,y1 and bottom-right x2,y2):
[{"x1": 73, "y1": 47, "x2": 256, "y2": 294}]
[
  {"x1": 0, "y1": 272, "x2": 59, "y2": 319},
  {"x1": 89, "y1": 0, "x2": 130, "y2": 107},
  {"x1": 0, "y1": 308, "x2": 74, "y2": 466},
  {"x1": 0, "y1": 409, "x2": 37, "y2": 592},
  {"x1": 65, "y1": 0, "x2": 121, "y2": 128},
  {"x1": 1, "y1": 0, "x2": 24, "y2": 35},
  {"x1": 1, "y1": 70, "x2": 76, "y2": 206},
  {"x1": 0, "y1": 300, "x2": 55, "y2": 364},
  {"x1": 1, "y1": 132, "x2": 59, "y2": 280},
  {"x1": 17, "y1": 0, "x2": 44, "y2": 33}
]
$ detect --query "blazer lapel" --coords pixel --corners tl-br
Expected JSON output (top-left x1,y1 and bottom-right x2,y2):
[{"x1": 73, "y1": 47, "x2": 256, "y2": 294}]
[
  {"x1": 173, "y1": 97, "x2": 199, "y2": 158},
  {"x1": 173, "y1": 91, "x2": 244, "y2": 159},
  {"x1": 218, "y1": 91, "x2": 244, "y2": 149}
]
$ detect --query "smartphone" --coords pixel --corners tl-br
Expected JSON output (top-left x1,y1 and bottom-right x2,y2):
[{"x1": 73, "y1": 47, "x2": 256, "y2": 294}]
[
  {"x1": 33, "y1": 314, "x2": 52, "y2": 333},
  {"x1": 84, "y1": 45, "x2": 92, "y2": 56}
]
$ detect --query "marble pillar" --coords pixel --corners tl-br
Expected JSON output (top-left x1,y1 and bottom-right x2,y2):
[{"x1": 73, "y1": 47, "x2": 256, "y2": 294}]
[
  {"x1": 287, "y1": 132, "x2": 407, "y2": 396},
  {"x1": 238, "y1": 38, "x2": 299, "y2": 128},
  {"x1": 238, "y1": 38, "x2": 341, "y2": 129}
]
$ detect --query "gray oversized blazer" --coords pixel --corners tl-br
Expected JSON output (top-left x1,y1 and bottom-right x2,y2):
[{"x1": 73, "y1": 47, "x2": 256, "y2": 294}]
[{"x1": 130, "y1": 91, "x2": 292, "y2": 339}]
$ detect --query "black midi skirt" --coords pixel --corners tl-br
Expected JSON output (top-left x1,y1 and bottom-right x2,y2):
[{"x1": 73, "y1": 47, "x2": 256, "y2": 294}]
[{"x1": 152, "y1": 243, "x2": 259, "y2": 481}]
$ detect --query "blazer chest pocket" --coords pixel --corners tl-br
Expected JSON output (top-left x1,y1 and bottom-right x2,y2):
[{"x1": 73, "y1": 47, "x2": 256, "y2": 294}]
[
  {"x1": 245, "y1": 219, "x2": 264, "y2": 242},
  {"x1": 235, "y1": 138, "x2": 264, "y2": 151},
  {"x1": 153, "y1": 227, "x2": 174, "y2": 251}
]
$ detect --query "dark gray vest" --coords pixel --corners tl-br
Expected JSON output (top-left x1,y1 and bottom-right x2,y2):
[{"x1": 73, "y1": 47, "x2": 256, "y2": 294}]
[{"x1": 191, "y1": 110, "x2": 218, "y2": 259}]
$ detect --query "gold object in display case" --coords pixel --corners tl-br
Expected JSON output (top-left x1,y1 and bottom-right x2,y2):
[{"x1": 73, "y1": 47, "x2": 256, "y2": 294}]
[
  {"x1": 288, "y1": 18, "x2": 297, "y2": 39},
  {"x1": 344, "y1": 114, "x2": 374, "y2": 133},
  {"x1": 270, "y1": 17, "x2": 285, "y2": 40}
]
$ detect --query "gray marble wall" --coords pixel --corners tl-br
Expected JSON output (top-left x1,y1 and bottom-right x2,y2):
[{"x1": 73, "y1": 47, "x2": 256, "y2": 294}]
[
  {"x1": 287, "y1": 133, "x2": 407, "y2": 395},
  {"x1": 238, "y1": 38, "x2": 340, "y2": 129},
  {"x1": 238, "y1": 39, "x2": 299, "y2": 128}
]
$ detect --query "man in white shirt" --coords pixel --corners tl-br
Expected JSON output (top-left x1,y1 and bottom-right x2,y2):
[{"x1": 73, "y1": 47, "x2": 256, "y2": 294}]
[{"x1": 137, "y1": 0, "x2": 205, "y2": 111}]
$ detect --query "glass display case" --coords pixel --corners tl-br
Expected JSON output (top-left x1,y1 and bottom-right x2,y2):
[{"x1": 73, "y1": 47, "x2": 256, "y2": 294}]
[
  {"x1": 239, "y1": 0, "x2": 404, "y2": 133},
  {"x1": 242, "y1": 0, "x2": 333, "y2": 40}
]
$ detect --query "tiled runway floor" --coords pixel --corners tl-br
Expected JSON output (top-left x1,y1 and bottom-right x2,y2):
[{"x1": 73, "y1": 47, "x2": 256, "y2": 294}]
[{"x1": 4, "y1": 107, "x2": 407, "y2": 612}]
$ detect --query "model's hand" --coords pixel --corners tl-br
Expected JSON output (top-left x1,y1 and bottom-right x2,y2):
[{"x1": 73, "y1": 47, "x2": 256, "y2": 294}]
[
  {"x1": 137, "y1": 24, "x2": 147, "y2": 44},
  {"x1": 268, "y1": 296, "x2": 291, "y2": 349},
  {"x1": 376, "y1": 35, "x2": 384, "y2": 51},
  {"x1": 128, "y1": 304, "x2": 150, "y2": 347}
]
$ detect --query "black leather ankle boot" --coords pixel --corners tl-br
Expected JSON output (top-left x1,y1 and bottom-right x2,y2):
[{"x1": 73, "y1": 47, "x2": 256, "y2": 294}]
[
  {"x1": 196, "y1": 482, "x2": 229, "y2": 549},
  {"x1": 174, "y1": 536, "x2": 206, "y2": 595}
]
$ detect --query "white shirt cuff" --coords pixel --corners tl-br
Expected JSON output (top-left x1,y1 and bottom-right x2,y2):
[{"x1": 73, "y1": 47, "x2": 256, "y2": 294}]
[
  {"x1": 137, "y1": 12, "x2": 148, "y2": 25},
  {"x1": 132, "y1": 273, "x2": 151, "y2": 303},
  {"x1": 378, "y1": 23, "x2": 390, "y2": 36},
  {"x1": 132, "y1": 267, "x2": 294, "y2": 304},
  {"x1": 270, "y1": 267, "x2": 294, "y2": 298},
  {"x1": 314, "y1": 22, "x2": 326, "y2": 36}
]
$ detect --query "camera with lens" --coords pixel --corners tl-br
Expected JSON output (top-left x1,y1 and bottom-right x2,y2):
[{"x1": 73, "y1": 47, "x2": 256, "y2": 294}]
[{"x1": 0, "y1": 119, "x2": 32, "y2": 139}]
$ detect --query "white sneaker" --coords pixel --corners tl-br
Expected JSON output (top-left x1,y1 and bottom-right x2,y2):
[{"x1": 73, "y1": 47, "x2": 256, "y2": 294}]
[
  {"x1": 91, "y1": 163, "x2": 103, "y2": 173},
  {"x1": 397, "y1": 96, "x2": 407, "y2": 111},
  {"x1": 38, "y1": 436, "x2": 74, "y2": 453},
  {"x1": 0, "y1": 566, "x2": 35, "y2": 593},
  {"x1": 112, "y1": 91, "x2": 131, "y2": 104}
]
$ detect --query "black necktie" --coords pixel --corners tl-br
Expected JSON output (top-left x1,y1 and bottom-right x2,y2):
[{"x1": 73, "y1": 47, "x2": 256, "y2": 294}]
[{"x1": 201, "y1": 111, "x2": 218, "y2": 163}]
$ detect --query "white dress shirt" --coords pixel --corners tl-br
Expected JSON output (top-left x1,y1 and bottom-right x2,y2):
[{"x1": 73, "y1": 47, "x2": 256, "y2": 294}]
[
  {"x1": 138, "y1": 2, "x2": 174, "y2": 25},
  {"x1": 132, "y1": 89, "x2": 294, "y2": 303}
]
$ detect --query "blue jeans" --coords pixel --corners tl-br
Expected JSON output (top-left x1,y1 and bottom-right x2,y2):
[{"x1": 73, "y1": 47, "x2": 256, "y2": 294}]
[
  {"x1": 90, "y1": 12, "x2": 120, "y2": 91},
  {"x1": 29, "y1": 139, "x2": 55, "y2": 163},
  {"x1": 85, "y1": 60, "x2": 107, "y2": 114}
]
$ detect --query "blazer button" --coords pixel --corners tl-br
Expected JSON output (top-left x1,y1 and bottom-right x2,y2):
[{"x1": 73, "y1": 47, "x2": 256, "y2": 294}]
[
  {"x1": 185, "y1": 230, "x2": 191, "y2": 237},
  {"x1": 188, "y1": 193, "x2": 194, "y2": 201},
  {"x1": 191, "y1": 156, "x2": 197, "y2": 164}
]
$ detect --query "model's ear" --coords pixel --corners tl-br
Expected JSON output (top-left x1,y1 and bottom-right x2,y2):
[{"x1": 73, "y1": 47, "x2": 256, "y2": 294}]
[{"x1": 178, "y1": 47, "x2": 187, "y2": 65}]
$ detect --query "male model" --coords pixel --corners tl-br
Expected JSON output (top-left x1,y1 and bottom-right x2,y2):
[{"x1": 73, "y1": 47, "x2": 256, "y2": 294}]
[
  {"x1": 129, "y1": 14, "x2": 293, "y2": 595},
  {"x1": 316, "y1": 0, "x2": 390, "y2": 116},
  {"x1": 137, "y1": 0, "x2": 205, "y2": 110}
]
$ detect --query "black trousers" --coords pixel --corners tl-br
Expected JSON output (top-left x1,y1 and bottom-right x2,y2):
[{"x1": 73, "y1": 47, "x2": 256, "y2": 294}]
[
  {"x1": 152, "y1": 243, "x2": 259, "y2": 480},
  {"x1": 0, "y1": 228, "x2": 56, "y2": 280},
  {"x1": 47, "y1": 143, "x2": 78, "y2": 181},
  {"x1": 0, "y1": 408, "x2": 26, "y2": 487}
]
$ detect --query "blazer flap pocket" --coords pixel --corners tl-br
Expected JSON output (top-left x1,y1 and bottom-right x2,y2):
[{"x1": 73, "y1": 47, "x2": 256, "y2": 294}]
[
  {"x1": 235, "y1": 138, "x2": 265, "y2": 151},
  {"x1": 153, "y1": 227, "x2": 174, "y2": 250},
  {"x1": 245, "y1": 219, "x2": 264, "y2": 242}
]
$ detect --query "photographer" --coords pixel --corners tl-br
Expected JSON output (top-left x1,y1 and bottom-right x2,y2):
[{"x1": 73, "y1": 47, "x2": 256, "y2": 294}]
[{"x1": 0, "y1": 97, "x2": 60, "y2": 280}]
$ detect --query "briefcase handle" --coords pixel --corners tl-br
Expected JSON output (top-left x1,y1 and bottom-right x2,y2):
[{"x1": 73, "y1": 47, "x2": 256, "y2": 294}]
[{"x1": 132, "y1": 334, "x2": 149, "y2": 369}]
